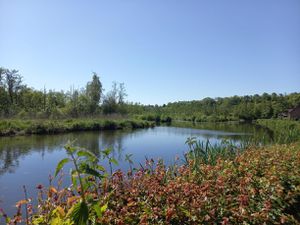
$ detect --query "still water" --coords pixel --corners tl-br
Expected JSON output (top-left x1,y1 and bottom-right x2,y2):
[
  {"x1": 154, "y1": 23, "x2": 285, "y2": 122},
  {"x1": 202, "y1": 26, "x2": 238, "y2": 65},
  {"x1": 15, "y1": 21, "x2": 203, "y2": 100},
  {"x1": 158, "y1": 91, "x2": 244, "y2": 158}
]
[{"x1": 0, "y1": 122, "x2": 270, "y2": 216}]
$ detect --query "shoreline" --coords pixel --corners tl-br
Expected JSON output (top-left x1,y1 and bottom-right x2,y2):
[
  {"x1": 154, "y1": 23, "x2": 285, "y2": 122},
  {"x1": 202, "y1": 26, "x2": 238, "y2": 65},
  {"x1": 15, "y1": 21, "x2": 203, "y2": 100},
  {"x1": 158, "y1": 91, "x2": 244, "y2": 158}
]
[{"x1": 0, "y1": 118, "x2": 155, "y2": 137}]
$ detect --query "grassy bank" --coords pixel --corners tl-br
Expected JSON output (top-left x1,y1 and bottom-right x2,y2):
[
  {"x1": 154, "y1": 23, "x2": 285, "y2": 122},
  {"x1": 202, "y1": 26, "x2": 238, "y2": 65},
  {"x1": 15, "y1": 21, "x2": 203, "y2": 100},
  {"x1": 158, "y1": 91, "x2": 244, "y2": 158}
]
[
  {"x1": 0, "y1": 118, "x2": 155, "y2": 136},
  {"x1": 2, "y1": 141, "x2": 300, "y2": 224},
  {"x1": 256, "y1": 119, "x2": 300, "y2": 143}
]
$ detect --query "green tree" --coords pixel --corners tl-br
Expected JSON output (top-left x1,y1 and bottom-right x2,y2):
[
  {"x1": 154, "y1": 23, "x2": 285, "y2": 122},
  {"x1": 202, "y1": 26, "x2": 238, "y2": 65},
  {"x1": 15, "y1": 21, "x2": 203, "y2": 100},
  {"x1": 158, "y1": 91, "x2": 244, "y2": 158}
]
[
  {"x1": 4, "y1": 69, "x2": 23, "y2": 105},
  {"x1": 86, "y1": 73, "x2": 103, "y2": 114},
  {"x1": 102, "y1": 82, "x2": 118, "y2": 114}
]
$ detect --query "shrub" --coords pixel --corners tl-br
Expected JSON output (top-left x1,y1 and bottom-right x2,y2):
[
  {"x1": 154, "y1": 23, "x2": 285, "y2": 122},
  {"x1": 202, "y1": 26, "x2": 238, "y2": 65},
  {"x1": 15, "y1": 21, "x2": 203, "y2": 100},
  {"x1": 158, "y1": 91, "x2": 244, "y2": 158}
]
[{"x1": 2, "y1": 142, "x2": 300, "y2": 224}]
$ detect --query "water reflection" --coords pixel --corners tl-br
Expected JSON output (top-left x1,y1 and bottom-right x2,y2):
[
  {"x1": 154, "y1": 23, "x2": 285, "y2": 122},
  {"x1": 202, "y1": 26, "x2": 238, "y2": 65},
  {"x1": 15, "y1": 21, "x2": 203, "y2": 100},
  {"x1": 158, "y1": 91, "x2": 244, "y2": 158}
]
[
  {"x1": 0, "y1": 130, "x2": 127, "y2": 176},
  {"x1": 0, "y1": 123, "x2": 272, "y2": 177}
]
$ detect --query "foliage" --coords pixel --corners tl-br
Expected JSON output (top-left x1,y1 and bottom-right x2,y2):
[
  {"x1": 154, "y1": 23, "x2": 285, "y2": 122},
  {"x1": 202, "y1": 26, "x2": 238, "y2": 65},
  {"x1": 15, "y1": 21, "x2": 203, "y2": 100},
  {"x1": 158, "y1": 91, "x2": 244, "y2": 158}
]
[
  {"x1": 1, "y1": 141, "x2": 300, "y2": 224},
  {"x1": 257, "y1": 119, "x2": 300, "y2": 143},
  {"x1": 86, "y1": 73, "x2": 103, "y2": 114},
  {"x1": 184, "y1": 138, "x2": 248, "y2": 172},
  {"x1": 2, "y1": 67, "x2": 300, "y2": 123},
  {"x1": 0, "y1": 67, "x2": 128, "y2": 118},
  {"x1": 0, "y1": 118, "x2": 155, "y2": 136},
  {"x1": 127, "y1": 93, "x2": 300, "y2": 122},
  {"x1": 102, "y1": 82, "x2": 127, "y2": 115},
  {"x1": 0, "y1": 142, "x2": 116, "y2": 224}
]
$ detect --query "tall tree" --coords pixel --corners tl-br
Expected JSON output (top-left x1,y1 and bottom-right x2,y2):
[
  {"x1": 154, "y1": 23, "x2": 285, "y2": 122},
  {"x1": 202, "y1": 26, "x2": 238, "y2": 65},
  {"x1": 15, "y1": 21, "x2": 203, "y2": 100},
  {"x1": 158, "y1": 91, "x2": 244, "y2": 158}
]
[
  {"x1": 86, "y1": 73, "x2": 103, "y2": 113},
  {"x1": 118, "y1": 82, "x2": 127, "y2": 104},
  {"x1": 0, "y1": 67, "x2": 5, "y2": 86},
  {"x1": 102, "y1": 82, "x2": 118, "y2": 114},
  {"x1": 5, "y1": 69, "x2": 23, "y2": 104}
]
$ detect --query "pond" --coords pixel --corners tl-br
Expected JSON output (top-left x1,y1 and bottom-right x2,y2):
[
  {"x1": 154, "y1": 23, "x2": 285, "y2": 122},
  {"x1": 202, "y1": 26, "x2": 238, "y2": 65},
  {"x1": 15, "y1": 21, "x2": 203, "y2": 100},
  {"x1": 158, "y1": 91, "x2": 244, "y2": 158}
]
[{"x1": 0, "y1": 122, "x2": 270, "y2": 217}]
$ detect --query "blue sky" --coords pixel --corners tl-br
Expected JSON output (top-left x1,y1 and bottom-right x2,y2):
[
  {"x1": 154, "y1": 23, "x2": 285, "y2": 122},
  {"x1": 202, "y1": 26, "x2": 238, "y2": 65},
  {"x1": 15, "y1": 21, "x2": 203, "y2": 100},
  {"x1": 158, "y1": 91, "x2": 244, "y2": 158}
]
[{"x1": 0, "y1": 0, "x2": 299, "y2": 105}]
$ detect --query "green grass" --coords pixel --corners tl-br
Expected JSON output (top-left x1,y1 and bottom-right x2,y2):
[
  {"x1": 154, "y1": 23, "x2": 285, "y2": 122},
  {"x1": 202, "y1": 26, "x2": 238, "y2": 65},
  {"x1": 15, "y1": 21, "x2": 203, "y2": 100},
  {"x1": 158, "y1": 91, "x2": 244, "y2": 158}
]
[
  {"x1": 0, "y1": 118, "x2": 155, "y2": 136},
  {"x1": 256, "y1": 119, "x2": 300, "y2": 143}
]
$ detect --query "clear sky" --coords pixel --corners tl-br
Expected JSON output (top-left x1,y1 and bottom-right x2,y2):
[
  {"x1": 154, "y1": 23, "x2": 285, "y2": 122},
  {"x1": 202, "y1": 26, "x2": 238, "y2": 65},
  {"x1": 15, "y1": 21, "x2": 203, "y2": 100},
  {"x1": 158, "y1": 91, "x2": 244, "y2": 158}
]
[{"x1": 0, "y1": 0, "x2": 299, "y2": 105}]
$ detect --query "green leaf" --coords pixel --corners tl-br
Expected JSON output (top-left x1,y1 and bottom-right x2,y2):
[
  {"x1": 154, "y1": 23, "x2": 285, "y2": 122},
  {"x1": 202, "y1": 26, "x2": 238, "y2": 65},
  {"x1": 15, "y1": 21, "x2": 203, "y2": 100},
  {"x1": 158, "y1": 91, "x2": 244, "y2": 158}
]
[
  {"x1": 93, "y1": 203, "x2": 107, "y2": 218},
  {"x1": 32, "y1": 216, "x2": 46, "y2": 224},
  {"x1": 95, "y1": 165, "x2": 106, "y2": 172},
  {"x1": 93, "y1": 205, "x2": 102, "y2": 218},
  {"x1": 109, "y1": 158, "x2": 118, "y2": 166},
  {"x1": 55, "y1": 158, "x2": 70, "y2": 177},
  {"x1": 80, "y1": 163, "x2": 103, "y2": 178},
  {"x1": 50, "y1": 217, "x2": 62, "y2": 225},
  {"x1": 100, "y1": 204, "x2": 108, "y2": 213},
  {"x1": 64, "y1": 141, "x2": 77, "y2": 154},
  {"x1": 71, "y1": 169, "x2": 78, "y2": 187},
  {"x1": 70, "y1": 201, "x2": 89, "y2": 225},
  {"x1": 77, "y1": 150, "x2": 97, "y2": 160},
  {"x1": 102, "y1": 148, "x2": 112, "y2": 157}
]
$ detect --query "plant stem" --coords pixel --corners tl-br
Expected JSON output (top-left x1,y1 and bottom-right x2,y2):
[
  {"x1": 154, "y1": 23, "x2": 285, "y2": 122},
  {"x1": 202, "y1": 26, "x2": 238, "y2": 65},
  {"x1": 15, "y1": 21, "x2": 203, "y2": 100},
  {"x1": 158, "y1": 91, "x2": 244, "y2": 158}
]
[
  {"x1": 70, "y1": 153, "x2": 86, "y2": 203},
  {"x1": 23, "y1": 185, "x2": 29, "y2": 225}
]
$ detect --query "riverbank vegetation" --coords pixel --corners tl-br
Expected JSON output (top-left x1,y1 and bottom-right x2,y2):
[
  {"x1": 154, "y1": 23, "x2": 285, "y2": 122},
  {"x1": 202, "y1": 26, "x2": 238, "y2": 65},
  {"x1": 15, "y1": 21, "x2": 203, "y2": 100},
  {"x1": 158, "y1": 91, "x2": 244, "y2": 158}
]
[
  {"x1": 0, "y1": 119, "x2": 154, "y2": 136},
  {"x1": 1, "y1": 67, "x2": 299, "y2": 123},
  {"x1": 0, "y1": 68, "x2": 128, "y2": 118},
  {"x1": 1, "y1": 141, "x2": 299, "y2": 224},
  {"x1": 129, "y1": 92, "x2": 300, "y2": 122},
  {"x1": 256, "y1": 119, "x2": 300, "y2": 144}
]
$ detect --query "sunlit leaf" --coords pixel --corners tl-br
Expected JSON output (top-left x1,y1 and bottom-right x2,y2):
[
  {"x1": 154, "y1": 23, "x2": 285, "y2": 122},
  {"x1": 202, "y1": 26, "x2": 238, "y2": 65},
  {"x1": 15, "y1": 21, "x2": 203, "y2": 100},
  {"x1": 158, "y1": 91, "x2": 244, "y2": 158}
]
[
  {"x1": 93, "y1": 203, "x2": 107, "y2": 218},
  {"x1": 55, "y1": 158, "x2": 70, "y2": 177},
  {"x1": 71, "y1": 169, "x2": 78, "y2": 187},
  {"x1": 64, "y1": 141, "x2": 77, "y2": 154},
  {"x1": 109, "y1": 158, "x2": 118, "y2": 166},
  {"x1": 96, "y1": 165, "x2": 106, "y2": 172},
  {"x1": 77, "y1": 150, "x2": 97, "y2": 161}
]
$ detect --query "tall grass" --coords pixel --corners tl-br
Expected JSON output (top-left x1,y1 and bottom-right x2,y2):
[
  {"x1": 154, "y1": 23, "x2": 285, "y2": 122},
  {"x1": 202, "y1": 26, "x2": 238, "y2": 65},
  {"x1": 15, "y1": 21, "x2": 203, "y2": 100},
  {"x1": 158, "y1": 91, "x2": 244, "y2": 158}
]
[
  {"x1": 183, "y1": 137, "x2": 253, "y2": 174},
  {"x1": 256, "y1": 119, "x2": 300, "y2": 143}
]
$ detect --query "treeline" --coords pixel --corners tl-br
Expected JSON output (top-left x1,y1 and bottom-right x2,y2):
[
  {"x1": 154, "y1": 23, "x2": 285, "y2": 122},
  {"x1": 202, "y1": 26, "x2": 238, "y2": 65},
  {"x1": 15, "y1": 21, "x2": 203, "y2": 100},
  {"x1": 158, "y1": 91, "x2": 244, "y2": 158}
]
[
  {"x1": 127, "y1": 93, "x2": 300, "y2": 122},
  {"x1": 0, "y1": 67, "x2": 127, "y2": 118},
  {"x1": 1, "y1": 67, "x2": 299, "y2": 122}
]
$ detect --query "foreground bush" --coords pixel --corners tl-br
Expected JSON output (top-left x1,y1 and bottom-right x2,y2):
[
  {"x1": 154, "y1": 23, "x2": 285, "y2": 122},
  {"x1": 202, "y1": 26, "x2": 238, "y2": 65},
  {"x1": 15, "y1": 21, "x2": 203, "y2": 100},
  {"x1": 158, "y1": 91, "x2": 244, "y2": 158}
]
[{"x1": 1, "y1": 143, "x2": 300, "y2": 224}]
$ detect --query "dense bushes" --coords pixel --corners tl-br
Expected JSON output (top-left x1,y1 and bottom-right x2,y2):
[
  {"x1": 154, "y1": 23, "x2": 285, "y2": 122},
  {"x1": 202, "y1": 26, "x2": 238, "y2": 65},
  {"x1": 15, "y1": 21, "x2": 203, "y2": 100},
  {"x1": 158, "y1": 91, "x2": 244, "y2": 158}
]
[
  {"x1": 2, "y1": 143, "x2": 300, "y2": 224},
  {"x1": 138, "y1": 114, "x2": 172, "y2": 123},
  {"x1": 99, "y1": 144, "x2": 300, "y2": 224}
]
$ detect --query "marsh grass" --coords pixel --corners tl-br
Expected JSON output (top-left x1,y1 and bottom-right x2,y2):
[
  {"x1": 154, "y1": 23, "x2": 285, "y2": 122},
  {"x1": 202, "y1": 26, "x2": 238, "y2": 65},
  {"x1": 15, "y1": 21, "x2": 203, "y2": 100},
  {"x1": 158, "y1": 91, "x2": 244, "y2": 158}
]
[
  {"x1": 257, "y1": 119, "x2": 300, "y2": 144},
  {"x1": 183, "y1": 137, "x2": 250, "y2": 174}
]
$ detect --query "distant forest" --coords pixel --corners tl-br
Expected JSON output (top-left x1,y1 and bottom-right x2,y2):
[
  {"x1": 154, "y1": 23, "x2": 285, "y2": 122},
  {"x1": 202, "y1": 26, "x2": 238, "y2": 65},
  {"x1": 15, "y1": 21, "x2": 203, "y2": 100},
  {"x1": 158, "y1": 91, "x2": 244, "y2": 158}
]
[
  {"x1": 1, "y1": 67, "x2": 299, "y2": 121},
  {"x1": 133, "y1": 92, "x2": 300, "y2": 122}
]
